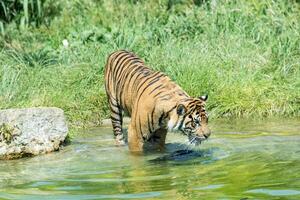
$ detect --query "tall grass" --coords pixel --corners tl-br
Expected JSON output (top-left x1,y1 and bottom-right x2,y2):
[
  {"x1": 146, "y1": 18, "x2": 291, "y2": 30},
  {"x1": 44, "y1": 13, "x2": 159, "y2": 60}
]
[
  {"x1": 0, "y1": 0, "x2": 60, "y2": 32},
  {"x1": 0, "y1": 0, "x2": 299, "y2": 128}
]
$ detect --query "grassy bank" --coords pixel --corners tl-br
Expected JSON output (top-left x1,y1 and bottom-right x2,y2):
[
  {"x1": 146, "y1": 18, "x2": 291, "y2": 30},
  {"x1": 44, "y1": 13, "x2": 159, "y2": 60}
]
[{"x1": 0, "y1": 0, "x2": 299, "y2": 128}]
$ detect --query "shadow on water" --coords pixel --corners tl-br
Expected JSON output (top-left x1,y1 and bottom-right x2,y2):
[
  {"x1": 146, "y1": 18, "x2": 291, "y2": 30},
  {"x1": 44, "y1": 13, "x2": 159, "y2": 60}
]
[{"x1": 149, "y1": 143, "x2": 219, "y2": 166}]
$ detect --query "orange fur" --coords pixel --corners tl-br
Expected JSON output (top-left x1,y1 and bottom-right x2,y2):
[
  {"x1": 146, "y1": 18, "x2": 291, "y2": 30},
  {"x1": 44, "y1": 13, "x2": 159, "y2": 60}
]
[{"x1": 104, "y1": 50, "x2": 211, "y2": 152}]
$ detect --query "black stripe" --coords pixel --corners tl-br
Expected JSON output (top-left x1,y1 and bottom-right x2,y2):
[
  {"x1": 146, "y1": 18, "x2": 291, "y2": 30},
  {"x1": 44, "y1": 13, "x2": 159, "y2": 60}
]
[
  {"x1": 147, "y1": 74, "x2": 165, "y2": 86},
  {"x1": 111, "y1": 116, "x2": 120, "y2": 122},
  {"x1": 153, "y1": 91, "x2": 165, "y2": 98},
  {"x1": 109, "y1": 95, "x2": 118, "y2": 103},
  {"x1": 159, "y1": 95, "x2": 171, "y2": 101},
  {"x1": 116, "y1": 57, "x2": 141, "y2": 81},
  {"x1": 109, "y1": 99, "x2": 119, "y2": 107},
  {"x1": 166, "y1": 105, "x2": 177, "y2": 115},
  {"x1": 116, "y1": 62, "x2": 139, "y2": 89},
  {"x1": 158, "y1": 94, "x2": 170, "y2": 99},
  {"x1": 117, "y1": 63, "x2": 144, "y2": 107},
  {"x1": 109, "y1": 107, "x2": 120, "y2": 115},
  {"x1": 112, "y1": 52, "x2": 130, "y2": 78},
  {"x1": 116, "y1": 62, "x2": 142, "y2": 95},
  {"x1": 109, "y1": 100, "x2": 120, "y2": 109},
  {"x1": 113, "y1": 54, "x2": 132, "y2": 83},
  {"x1": 138, "y1": 117, "x2": 144, "y2": 140},
  {"x1": 149, "y1": 84, "x2": 164, "y2": 95},
  {"x1": 185, "y1": 120, "x2": 193, "y2": 125},
  {"x1": 133, "y1": 72, "x2": 162, "y2": 120},
  {"x1": 173, "y1": 115, "x2": 180, "y2": 129},
  {"x1": 177, "y1": 117, "x2": 186, "y2": 130},
  {"x1": 178, "y1": 92, "x2": 187, "y2": 96},
  {"x1": 184, "y1": 110, "x2": 194, "y2": 118},
  {"x1": 131, "y1": 67, "x2": 150, "y2": 125},
  {"x1": 110, "y1": 51, "x2": 127, "y2": 73},
  {"x1": 106, "y1": 51, "x2": 126, "y2": 95},
  {"x1": 109, "y1": 51, "x2": 126, "y2": 69},
  {"x1": 127, "y1": 65, "x2": 148, "y2": 85},
  {"x1": 151, "y1": 105, "x2": 156, "y2": 131},
  {"x1": 135, "y1": 71, "x2": 160, "y2": 93},
  {"x1": 187, "y1": 99, "x2": 199, "y2": 106},
  {"x1": 147, "y1": 114, "x2": 153, "y2": 134},
  {"x1": 114, "y1": 55, "x2": 135, "y2": 81},
  {"x1": 158, "y1": 114, "x2": 164, "y2": 126}
]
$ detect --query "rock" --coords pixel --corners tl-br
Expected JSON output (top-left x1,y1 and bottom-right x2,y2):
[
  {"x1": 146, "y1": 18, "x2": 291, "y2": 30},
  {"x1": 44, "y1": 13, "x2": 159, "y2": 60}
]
[{"x1": 0, "y1": 107, "x2": 68, "y2": 160}]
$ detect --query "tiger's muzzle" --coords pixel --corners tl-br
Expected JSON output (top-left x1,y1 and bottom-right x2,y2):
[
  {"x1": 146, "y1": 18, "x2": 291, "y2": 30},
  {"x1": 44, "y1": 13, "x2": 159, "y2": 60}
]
[{"x1": 188, "y1": 126, "x2": 211, "y2": 145}]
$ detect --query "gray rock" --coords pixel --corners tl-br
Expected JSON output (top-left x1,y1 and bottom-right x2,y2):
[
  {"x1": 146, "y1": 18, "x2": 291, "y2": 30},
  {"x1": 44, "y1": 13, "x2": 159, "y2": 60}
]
[{"x1": 0, "y1": 107, "x2": 68, "y2": 160}]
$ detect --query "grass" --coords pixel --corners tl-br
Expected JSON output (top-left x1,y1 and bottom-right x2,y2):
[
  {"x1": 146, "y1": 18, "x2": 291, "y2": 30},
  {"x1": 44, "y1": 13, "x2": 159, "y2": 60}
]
[{"x1": 0, "y1": 0, "x2": 299, "y2": 128}]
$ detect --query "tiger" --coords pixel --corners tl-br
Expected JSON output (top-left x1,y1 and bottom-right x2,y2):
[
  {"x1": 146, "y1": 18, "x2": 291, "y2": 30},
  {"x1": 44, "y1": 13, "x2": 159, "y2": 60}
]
[{"x1": 104, "y1": 50, "x2": 211, "y2": 152}]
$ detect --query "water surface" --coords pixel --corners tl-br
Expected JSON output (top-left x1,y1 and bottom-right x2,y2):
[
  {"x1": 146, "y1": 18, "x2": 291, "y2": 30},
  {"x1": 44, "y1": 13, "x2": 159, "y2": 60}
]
[{"x1": 0, "y1": 118, "x2": 299, "y2": 199}]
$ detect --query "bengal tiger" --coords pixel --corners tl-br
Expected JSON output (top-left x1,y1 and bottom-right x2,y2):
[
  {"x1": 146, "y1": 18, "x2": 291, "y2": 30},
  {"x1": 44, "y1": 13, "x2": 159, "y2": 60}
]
[{"x1": 104, "y1": 50, "x2": 211, "y2": 152}]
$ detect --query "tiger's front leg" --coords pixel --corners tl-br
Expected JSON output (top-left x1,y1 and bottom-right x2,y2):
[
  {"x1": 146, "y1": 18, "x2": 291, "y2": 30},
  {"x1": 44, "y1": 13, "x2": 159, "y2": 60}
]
[
  {"x1": 145, "y1": 128, "x2": 167, "y2": 151},
  {"x1": 127, "y1": 126, "x2": 167, "y2": 152},
  {"x1": 127, "y1": 122, "x2": 144, "y2": 152},
  {"x1": 127, "y1": 111, "x2": 167, "y2": 152}
]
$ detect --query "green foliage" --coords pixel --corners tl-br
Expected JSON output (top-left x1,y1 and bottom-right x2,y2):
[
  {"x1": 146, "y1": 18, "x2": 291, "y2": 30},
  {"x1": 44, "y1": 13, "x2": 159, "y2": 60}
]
[
  {"x1": 0, "y1": 0, "x2": 60, "y2": 31},
  {"x1": 1, "y1": 0, "x2": 41, "y2": 27},
  {"x1": 0, "y1": 0, "x2": 299, "y2": 128}
]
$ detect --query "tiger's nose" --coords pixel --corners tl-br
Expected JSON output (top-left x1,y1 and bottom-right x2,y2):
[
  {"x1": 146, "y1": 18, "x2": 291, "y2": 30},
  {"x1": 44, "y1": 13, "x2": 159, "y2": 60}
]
[{"x1": 203, "y1": 129, "x2": 211, "y2": 139}]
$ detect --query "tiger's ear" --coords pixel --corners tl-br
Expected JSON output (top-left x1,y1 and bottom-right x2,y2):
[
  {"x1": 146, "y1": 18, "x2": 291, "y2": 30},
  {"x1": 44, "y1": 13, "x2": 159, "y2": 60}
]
[
  {"x1": 177, "y1": 104, "x2": 186, "y2": 116},
  {"x1": 199, "y1": 95, "x2": 208, "y2": 101}
]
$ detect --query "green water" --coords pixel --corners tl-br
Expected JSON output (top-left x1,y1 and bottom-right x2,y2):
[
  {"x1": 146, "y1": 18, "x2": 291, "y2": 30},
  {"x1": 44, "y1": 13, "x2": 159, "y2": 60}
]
[{"x1": 0, "y1": 119, "x2": 299, "y2": 200}]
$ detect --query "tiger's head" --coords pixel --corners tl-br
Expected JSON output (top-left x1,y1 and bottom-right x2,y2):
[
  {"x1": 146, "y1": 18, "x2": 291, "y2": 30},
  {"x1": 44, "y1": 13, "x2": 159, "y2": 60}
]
[{"x1": 168, "y1": 95, "x2": 211, "y2": 145}]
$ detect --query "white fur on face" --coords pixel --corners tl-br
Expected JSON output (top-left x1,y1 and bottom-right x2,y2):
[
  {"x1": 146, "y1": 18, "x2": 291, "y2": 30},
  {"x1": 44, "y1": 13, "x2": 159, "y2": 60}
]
[
  {"x1": 167, "y1": 119, "x2": 175, "y2": 131},
  {"x1": 168, "y1": 116, "x2": 185, "y2": 132},
  {"x1": 174, "y1": 118, "x2": 185, "y2": 130}
]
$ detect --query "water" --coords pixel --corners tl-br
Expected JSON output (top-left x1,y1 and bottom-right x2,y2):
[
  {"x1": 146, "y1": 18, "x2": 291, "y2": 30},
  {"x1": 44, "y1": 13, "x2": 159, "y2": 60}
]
[{"x1": 0, "y1": 118, "x2": 299, "y2": 200}]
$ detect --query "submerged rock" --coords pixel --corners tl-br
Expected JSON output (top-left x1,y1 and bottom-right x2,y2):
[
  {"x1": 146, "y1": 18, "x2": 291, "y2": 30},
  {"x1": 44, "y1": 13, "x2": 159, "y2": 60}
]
[{"x1": 0, "y1": 107, "x2": 68, "y2": 160}]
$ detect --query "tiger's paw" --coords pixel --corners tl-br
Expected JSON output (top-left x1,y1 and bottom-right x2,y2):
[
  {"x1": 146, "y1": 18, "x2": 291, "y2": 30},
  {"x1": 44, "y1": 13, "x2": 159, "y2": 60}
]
[{"x1": 115, "y1": 134, "x2": 126, "y2": 146}]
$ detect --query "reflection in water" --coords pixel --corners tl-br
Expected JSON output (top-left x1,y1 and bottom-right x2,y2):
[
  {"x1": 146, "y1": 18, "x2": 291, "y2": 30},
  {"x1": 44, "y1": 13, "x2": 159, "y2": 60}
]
[
  {"x1": 246, "y1": 189, "x2": 300, "y2": 196},
  {"x1": 0, "y1": 118, "x2": 299, "y2": 199}
]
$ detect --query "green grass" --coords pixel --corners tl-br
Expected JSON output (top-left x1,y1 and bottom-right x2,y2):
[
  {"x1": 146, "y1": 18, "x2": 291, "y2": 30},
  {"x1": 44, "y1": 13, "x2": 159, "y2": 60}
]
[{"x1": 0, "y1": 0, "x2": 299, "y2": 128}]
